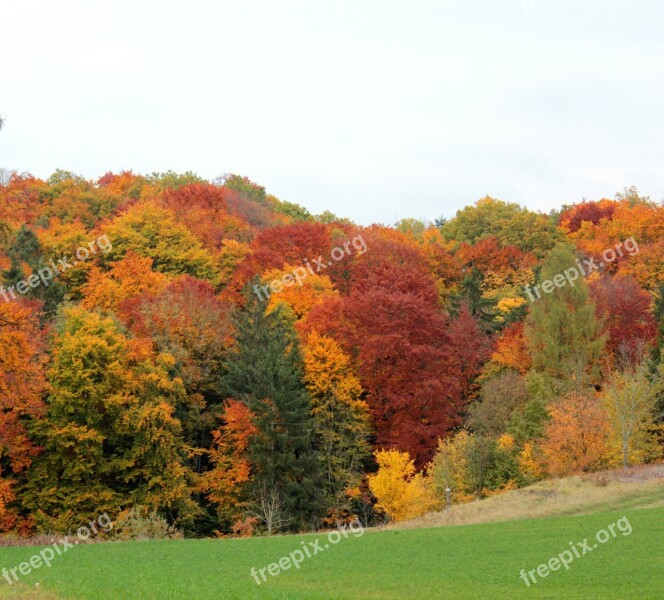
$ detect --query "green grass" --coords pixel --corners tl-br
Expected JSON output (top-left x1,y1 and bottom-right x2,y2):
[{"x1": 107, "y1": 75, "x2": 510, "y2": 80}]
[{"x1": 0, "y1": 506, "x2": 662, "y2": 599}]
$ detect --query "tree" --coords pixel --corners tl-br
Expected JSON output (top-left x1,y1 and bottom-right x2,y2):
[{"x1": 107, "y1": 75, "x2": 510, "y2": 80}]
[
  {"x1": 120, "y1": 275, "x2": 234, "y2": 470},
  {"x1": 525, "y1": 243, "x2": 605, "y2": 396},
  {"x1": 603, "y1": 356, "x2": 662, "y2": 468},
  {"x1": 540, "y1": 392, "x2": 611, "y2": 476},
  {"x1": 3, "y1": 225, "x2": 66, "y2": 315},
  {"x1": 204, "y1": 400, "x2": 257, "y2": 530},
  {"x1": 367, "y1": 450, "x2": 436, "y2": 522},
  {"x1": 0, "y1": 300, "x2": 47, "y2": 531},
  {"x1": 468, "y1": 371, "x2": 529, "y2": 437},
  {"x1": 427, "y1": 431, "x2": 473, "y2": 504},
  {"x1": 101, "y1": 202, "x2": 219, "y2": 282},
  {"x1": 223, "y1": 291, "x2": 324, "y2": 532},
  {"x1": 589, "y1": 275, "x2": 657, "y2": 365},
  {"x1": 303, "y1": 331, "x2": 371, "y2": 517},
  {"x1": 442, "y1": 197, "x2": 562, "y2": 258},
  {"x1": 82, "y1": 252, "x2": 169, "y2": 312},
  {"x1": 21, "y1": 308, "x2": 197, "y2": 532},
  {"x1": 446, "y1": 304, "x2": 492, "y2": 401}
]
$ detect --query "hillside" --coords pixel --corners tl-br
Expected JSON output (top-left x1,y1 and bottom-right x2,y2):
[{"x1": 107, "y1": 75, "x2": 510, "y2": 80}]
[{"x1": 390, "y1": 463, "x2": 664, "y2": 531}]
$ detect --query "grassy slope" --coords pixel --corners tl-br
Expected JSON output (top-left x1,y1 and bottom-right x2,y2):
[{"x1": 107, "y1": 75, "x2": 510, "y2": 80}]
[
  {"x1": 390, "y1": 463, "x2": 664, "y2": 531},
  {"x1": 0, "y1": 506, "x2": 662, "y2": 600},
  {"x1": 2, "y1": 466, "x2": 663, "y2": 599}
]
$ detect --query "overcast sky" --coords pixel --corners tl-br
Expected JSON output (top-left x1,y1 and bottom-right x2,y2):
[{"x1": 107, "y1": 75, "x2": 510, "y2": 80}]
[{"x1": 1, "y1": 0, "x2": 663, "y2": 225}]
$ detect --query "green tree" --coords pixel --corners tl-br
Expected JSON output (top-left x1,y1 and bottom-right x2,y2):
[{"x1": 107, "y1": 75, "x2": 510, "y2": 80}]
[
  {"x1": 3, "y1": 225, "x2": 66, "y2": 316},
  {"x1": 20, "y1": 308, "x2": 197, "y2": 532},
  {"x1": 525, "y1": 243, "x2": 605, "y2": 396},
  {"x1": 442, "y1": 197, "x2": 562, "y2": 258},
  {"x1": 224, "y1": 290, "x2": 324, "y2": 532}
]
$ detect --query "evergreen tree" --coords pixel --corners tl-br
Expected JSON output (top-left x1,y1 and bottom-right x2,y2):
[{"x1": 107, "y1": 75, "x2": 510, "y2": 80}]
[
  {"x1": 3, "y1": 225, "x2": 65, "y2": 315},
  {"x1": 525, "y1": 243, "x2": 605, "y2": 396},
  {"x1": 451, "y1": 267, "x2": 497, "y2": 331},
  {"x1": 224, "y1": 289, "x2": 324, "y2": 532}
]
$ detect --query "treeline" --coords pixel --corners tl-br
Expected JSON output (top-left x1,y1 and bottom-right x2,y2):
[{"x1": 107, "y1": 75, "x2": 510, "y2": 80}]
[{"x1": 0, "y1": 171, "x2": 662, "y2": 534}]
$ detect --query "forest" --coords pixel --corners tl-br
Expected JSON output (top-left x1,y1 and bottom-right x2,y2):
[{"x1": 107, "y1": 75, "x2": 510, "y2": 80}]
[{"x1": 0, "y1": 170, "x2": 662, "y2": 537}]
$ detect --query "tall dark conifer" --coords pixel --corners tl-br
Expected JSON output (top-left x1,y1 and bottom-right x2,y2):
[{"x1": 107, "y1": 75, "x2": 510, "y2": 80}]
[{"x1": 224, "y1": 288, "x2": 323, "y2": 532}]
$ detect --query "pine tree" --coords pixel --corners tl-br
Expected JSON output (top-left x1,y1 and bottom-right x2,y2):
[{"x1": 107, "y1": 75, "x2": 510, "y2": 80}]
[
  {"x1": 525, "y1": 243, "x2": 605, "y2": 396},
  {"x1": 224, "y1": 289, "x2": 324, "y2": 532}
]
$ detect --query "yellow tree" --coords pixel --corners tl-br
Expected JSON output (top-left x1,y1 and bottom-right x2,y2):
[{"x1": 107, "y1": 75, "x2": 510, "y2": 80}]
[
  {"x1": 368, "y1": 449, "x2": 437, "y2": 522},
  {"x1": 303, "y1": 332, "x2": 371, "y2": 517}
]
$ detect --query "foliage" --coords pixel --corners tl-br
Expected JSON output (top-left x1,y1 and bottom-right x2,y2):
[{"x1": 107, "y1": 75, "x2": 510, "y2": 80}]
[
  {"x1": 367, "y1": 450, "x2": 437, "y2": 521},
  {"x1": 525, "y1": 243, "x2": 605, "y2": 395},
  {"x1": 540, "y1": 392, "x2": 612, "y2": 476}
]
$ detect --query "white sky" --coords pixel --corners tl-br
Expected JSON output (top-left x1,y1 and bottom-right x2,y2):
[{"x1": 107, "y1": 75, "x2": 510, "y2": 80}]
[{"x1": 1, "y1": 0, "x2": 663, "y2": 225}]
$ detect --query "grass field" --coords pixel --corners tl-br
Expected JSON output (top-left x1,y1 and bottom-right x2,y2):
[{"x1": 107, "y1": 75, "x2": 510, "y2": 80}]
[{"x1": 0, "y1": 505, "x2": 662, "y2": 599}]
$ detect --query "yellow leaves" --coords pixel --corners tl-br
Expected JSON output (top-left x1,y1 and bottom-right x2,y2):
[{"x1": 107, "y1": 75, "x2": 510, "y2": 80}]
[
  {"x1": 263, "y1": 265, "x2": 338, "y2": 320},
  {"x1": 497, "y1": 433, "x2": 515, "y2": 451},
  {"x1": 427, "y1": 431, "x2": 474, "y2": 504},
  {"x1": 217, "y1": 239, "x2": 251, "y2": 287},
  {"x1": 496, "y1": 296, "x2": 526, "y2": 314},
  {"x1": 368, "y1": 449, "x2": 437, "y2": 522},
  {"x1": 518, "y1": 442, "x2": 544, "y2": 482}
]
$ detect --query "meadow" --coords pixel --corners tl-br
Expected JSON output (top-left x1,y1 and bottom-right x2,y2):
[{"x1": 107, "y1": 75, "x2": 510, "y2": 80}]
[{"x1": 0, "y1": 505, "x2": 662, "y2": 599}]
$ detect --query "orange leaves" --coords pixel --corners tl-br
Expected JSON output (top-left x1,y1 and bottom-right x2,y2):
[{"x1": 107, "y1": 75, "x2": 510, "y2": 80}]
[
  {"x1": 0, "y1": 300, "x2": 47, "y2": 473},
  {"x1": 205, "y1": 400, "x2": 258, "y2": 522},
  {"x1": 540, "y1": 393, "x2": 611, "y2": 477},
  {"x1": 487, "y1": 321, "x2": 531, "y2": 375},
  {"x1": 82, "y1": 252, "x2": 169, "y2": 312}
]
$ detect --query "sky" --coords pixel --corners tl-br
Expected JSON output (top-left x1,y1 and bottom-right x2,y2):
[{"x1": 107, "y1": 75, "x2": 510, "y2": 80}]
[{"x1": 1, "y1": 0, "x2": 663, "y2": 225}]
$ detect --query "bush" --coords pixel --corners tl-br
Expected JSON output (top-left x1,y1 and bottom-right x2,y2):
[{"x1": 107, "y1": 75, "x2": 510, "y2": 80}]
[{"x1": 111, "y1": 507, "x2": 182, "y2": 541}]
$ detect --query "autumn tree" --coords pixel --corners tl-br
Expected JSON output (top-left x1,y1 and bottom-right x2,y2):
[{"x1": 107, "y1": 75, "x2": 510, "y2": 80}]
[
  {"x1": 102, "y1": 201, "x2": 219, "y2": 281},
  {"x1": 0, "y1": 300, "x2": 47, "y2": 531},
  {"x1": 540, "y1": 392, "x2": 611, "y2": 476},
  {"x1": 121, "y1": 276, "x2": 234, "y2": 479},
  {"x1": 204, "y1": 400, "x2": 258, "y2": 530},
  {"x1": 442, "y1": 197, "x2": 562, "y2": 258},
  {"x1": 82, "y1": 251, "x2": 169, "y2": 312},
  {"x1": 427, "y1": 431, "x2": 473, "y2": 504},
  {"x1": 2, "y1": 225, "x2": 66, "y2": 315},
  {"x1": 589, "y1": 274, "x2": 657, "y2": 365},
  {"x1": 367, "y1": 450, "x2": 436, "y2": 522},
  {"x1": 21, "y1": 308, "x2": 197, "y2": 532},
  {"x1": 447, "y1": 304, "x2": 492, "y2": 401},
  {"x1": 303, "y1": 331, "x2": 371, "y2": 517},
  {"x1": 223, "y1": 291, "x2": 324, "y2": 532},
  {"x1": 468, "y1": 371, "x2": 529, "y2": 437},
  {"x1": 603, "y1": 356, "x2": 663, "y2": 468}
]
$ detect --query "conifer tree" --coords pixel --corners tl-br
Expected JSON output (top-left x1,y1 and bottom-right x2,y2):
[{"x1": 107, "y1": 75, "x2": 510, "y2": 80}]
[
  {"x1": 525, "y1": 243, "x2": 605, "y2": 396},
  {"x1": 224, "y1": 289, "x2": 323, "y2": 532}
]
